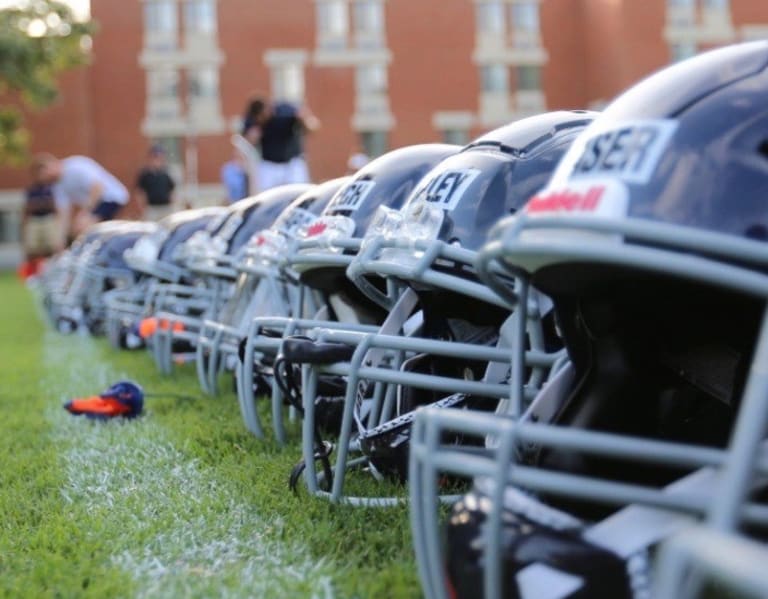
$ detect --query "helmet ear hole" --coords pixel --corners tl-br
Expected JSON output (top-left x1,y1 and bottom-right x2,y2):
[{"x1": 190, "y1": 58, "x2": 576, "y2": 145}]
[{"x1": 745, "y1": 224, "x2": 768, "y2": 240}]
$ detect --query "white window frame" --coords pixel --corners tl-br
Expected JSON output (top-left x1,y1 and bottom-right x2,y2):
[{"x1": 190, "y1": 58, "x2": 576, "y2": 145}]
[
  {"x1": 184, "y1": 0, "x2": 217, "y2": 35},
  {"x1": 476, "y1": 0, "x2": 506, "y2": 35},
  {"x1": 317, "y1": 0, "x2": 349, "y2": 49},
  {"x1": 515, "y1": 64, "x2": 541, "y2": 91},
  {"x1": 442, "y1": 129, "x2": 470, "y2": 146},
  {"x1": 148, "y1": 68, "x2": 180, "y2": 100},
  {"x1": 187, "y1": 67, "x2": 218, "y2": 99},
  {"x1": 273, "y1": 63, "x2": 305, "y2": 103},
  {"x1": 356, "y1": 63, "x2": 387, "y2": 94},
  {"x1": 144, "y1": 0, "x2": 178, "y2": 51},
  {"x1": 353, "y1": 0, "x2": 384, "y2": 49},
  {"x1": 667, "y1": 0, "x2": 696, "y2": 27},
  {"x1": 264, "y1": 50, "x2": 309, "y2": 104},
  {"x1": 146, "y1": 68, "x2": 181, "y2": 120},
  {"x1": 510, "y1": 1, "x2": 540, "y2": 48},
  {"x1": 360, "y1": 130, "x2": 388, "y2": 158},
  {"x1": 670, "y1": 41, "x2": 697, "y2": 61},
  {"x1": 481, "y1": 63, "x2": 509, "y2": 93},
  {"x1": 145, "y1": 0, "x2": 177, "y2": 33}
]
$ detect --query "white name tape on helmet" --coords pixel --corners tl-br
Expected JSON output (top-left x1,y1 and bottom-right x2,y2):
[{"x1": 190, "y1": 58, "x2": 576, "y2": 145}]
[
  {"x1": 420, "y1": 168, "x2": 481, "y2": 211},
  {"x1": 332, "y1": 180, "x2": 376, "y2": 212},
  {"x1": 569, "y1": 119, "x2": 677, "y2": 184}
]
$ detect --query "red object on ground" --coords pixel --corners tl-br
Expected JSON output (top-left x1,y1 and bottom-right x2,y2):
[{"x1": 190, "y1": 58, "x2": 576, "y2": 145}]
[
  {"x1": 17, "y1": 259, "x2": 44, "y2": 279},
  {"x1": 64, "y1": 396, "x2": 134, "y2": 417}
]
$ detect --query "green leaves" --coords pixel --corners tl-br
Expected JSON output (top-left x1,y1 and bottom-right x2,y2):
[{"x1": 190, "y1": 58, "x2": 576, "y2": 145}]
[
  {"x1": 0, "y1": 1, "x2": 95, "y2": 162},
  {"x1": 0, "y1": 107, "x2": 29, "y2": 165}
]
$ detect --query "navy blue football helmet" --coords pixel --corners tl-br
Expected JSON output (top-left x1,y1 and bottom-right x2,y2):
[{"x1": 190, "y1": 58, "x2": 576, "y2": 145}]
[
  {"x1": 298, "y1": 112, "x2": 595, "y2": 506},
  {"x1": 104, "y1": 207, "x2": 226, "y2": 349},
  {"x1": 236, "y1": 145, "x2": 460, "y2": 447},
  {"x1": 45, "y1": 221, "x2": 158, "y2": 335},
  {"x1": 193, "y1": 179, "x2": 344, "y2": 397},
  {"x1": 149, "y1": 185, "x2": 311, "y2": 374},
  {"x1": 409, "y1": 41, "x2": 768, "y2": 599}
]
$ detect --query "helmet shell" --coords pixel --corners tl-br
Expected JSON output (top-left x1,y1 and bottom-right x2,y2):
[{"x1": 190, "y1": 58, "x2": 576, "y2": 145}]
[
  {"x1": 405, "y1": 111, "x2": 596, "y2": 252},
  {"x1": 323, "y1": 143, "x2": 460, "y2": 237},
  {"x1": 530, "y1": 42, "x2": 768, "y2": 247},
  {"x1": 227, "y1": 184, "x2": 313, "y2": 253}
]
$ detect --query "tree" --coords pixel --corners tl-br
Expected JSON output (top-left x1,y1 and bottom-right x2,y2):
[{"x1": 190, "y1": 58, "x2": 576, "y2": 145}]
[{"x1": 0, "y1": 1, "x2": 94, "y2": 165}]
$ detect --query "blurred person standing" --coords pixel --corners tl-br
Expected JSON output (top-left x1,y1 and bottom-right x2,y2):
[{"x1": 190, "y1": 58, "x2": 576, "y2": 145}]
[
  {"x1": 18, "y1": 182, "x2": 61, "y2": 277},
  {"x1": 33, "y1": 153, "x2": 129, "y2": 243},
  {"x1": 241, "y1": 96, "x2": 319, "y2": 191},
  {"x1": 135, "y1": 144, "x2": 177, "y2": 220}
]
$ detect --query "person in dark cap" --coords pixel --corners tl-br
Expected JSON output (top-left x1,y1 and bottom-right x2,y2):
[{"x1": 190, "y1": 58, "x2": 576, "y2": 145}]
[{"x1": 134, "y1": 144, "x2": 178, "y2": 221}]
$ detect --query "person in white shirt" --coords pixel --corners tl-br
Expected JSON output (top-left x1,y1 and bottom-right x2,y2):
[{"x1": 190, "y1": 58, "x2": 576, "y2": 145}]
[{"x1": 33, "y1": 153, "x2": 129, "y2": 243}]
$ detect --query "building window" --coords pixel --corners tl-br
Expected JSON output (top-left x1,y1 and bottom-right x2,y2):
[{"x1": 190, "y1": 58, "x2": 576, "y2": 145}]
[
  {"x1": 360, "y1": 130, "x2": 388, "y2": 158},
  {"x1": 152, "y1": 137, "x2": 182, "y2": 164},
  {"x1": 184, "y1": 0, "x2": 216, "y2": 34},
  {"x1": 317, "y1": 0, "x2": 349, "y2": 48},
  {"x1": 188, "y1": 67, "x2": 218, "y2": 98},
  {"x1": 701, "y1": 0, "x2": 730, "y2": 28},
  {"x1": 355, "y1": 64, "x2": 388, "y2": 115},
  {"x1": 272, "y1": 63, "x2": 305, "y2": 103},
  {"x1": 144, "y1": 0, "x2": 177, "y2": 50},
  {"x1": 481, "y1": 63, "x2": 509, "y2": 93},
  {"x1": 148, "y1": 68, "x2": 179, "y2": 100},
  {"x1": 511, "y1": 1, "x2": 539, "y2": 30},
  {"x1": 670, "y1": 41, "x2": 697, "y2": 61},
  {"x1": 667, "y1": 0, "x2": 695, "y2": 27},
  {"x1": 0, "y1": 211, "x2": 20, "y2": 244},
  {"x1": 145, "y1": 0, "x2": 176, "y2": 33},
  {"x1": 515, "y1": 65, "x2": 541, "y2": 91},
  {"x1": 510, "y1": 1, "x2": 539, "y2": 47},
  {"x1": 356, "y1": 64, "x2": 387, "y2": 94},
  {"x1": 476, "y1": 0, "x2": 505, "y2": 35},
  {"x1": 353, "y1": 0, "x2": 384, "y2": 48},
  {"x1": 147, "y1": 68, "x2": 180, "y2": 119},
  {"x1": 442, "y1": 129, "x2": 469, "y2": 146}
]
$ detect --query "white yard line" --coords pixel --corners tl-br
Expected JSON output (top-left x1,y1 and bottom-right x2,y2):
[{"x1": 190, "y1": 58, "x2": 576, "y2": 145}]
[{"x1": 43, "y1": 332, "x2": 334, "y2": 599}]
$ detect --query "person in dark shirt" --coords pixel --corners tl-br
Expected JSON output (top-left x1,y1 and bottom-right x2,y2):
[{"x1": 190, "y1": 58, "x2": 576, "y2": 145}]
[
  {"x1": 241, "y1": 96, "x2": 319, "y2": 191},
  {"x1": 21, "y1": 183, "x2": 61, "y2": 264},
  {"x1": 135, "y1": 144, "x2": 177, "y2": 221}
]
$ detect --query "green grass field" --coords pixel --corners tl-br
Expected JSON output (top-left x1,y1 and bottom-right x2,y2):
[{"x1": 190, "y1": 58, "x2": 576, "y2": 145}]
[{"x1": 0, "y1": 273, "x2": 421, "y2": 598}]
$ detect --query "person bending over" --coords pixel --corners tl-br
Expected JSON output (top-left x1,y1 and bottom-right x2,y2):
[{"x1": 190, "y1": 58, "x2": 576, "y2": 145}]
[{"x1": 33, "y1": 153, "x2": 129, "y2": 243}]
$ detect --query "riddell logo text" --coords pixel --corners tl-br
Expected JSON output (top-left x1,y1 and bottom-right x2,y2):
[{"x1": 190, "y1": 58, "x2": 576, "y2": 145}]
[
  {"x1": 306, "y1": 222, "x2": 328, "y2": 237},
  {"x1": 525, "y1": 186, "x2": 605, "y2": 213}
]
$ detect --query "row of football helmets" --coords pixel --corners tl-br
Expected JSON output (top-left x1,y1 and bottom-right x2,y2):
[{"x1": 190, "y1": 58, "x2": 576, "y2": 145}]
[{"x1": 38, "y1": 42, "x2": 768, "y2": 598}]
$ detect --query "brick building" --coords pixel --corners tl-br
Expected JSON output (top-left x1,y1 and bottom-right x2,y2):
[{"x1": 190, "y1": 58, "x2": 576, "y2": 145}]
[{"x1": 0, "y1": 0, "x2": 766, "y2": 263}]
